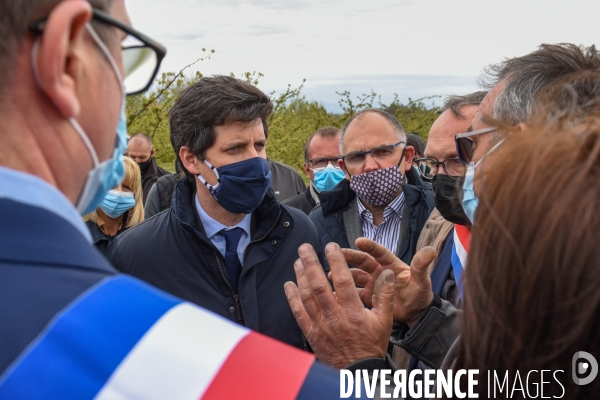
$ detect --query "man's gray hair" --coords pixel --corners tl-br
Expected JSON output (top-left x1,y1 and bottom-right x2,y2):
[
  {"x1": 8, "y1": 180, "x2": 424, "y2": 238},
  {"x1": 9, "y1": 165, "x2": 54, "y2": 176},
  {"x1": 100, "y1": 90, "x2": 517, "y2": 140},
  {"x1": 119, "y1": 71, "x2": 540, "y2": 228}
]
[
  {"x1": 441, "y1": 91, "x2": 488, "y2": 119},
  {"x1": 339, "y1": 108, "x2": 406, "y2": 154},
  {"x1": 480, "y1": 43, "x2": 600, "y2": 127}
]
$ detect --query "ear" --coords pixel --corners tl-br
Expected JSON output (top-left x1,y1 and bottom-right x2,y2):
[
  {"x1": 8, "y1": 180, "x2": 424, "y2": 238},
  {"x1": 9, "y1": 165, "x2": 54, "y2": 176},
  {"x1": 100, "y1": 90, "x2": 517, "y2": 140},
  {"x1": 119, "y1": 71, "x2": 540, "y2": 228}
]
[
  {"x1": 303, "y1": 162, "x2": 312, "y2": 179},
  {"x1": 515, "y1": 122, "x2": 528, "y2": 134},
  {"x1": 403, "y1": 146, "x2": 415, "y2": 172},
  {"x1": 151, "y1": 149, "x2": 157, "y2": 158},
  {"x1": 34, "y1": 1, "x2": 92, "y2": 119},
  {"x1": 179, "y1": 147, "x2": 202, "y2": 175}
]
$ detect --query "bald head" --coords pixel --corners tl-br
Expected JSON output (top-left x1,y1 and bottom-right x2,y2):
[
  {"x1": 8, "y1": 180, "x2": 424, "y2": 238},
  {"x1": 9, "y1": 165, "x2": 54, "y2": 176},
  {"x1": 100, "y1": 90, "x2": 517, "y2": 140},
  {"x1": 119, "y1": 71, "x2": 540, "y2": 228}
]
[
  {"x1": 425, "y1": 106, "x2": 477, "y2": 168},
  {"x1": 127, "y1": 133, "x2": 154, "y2": 163}
]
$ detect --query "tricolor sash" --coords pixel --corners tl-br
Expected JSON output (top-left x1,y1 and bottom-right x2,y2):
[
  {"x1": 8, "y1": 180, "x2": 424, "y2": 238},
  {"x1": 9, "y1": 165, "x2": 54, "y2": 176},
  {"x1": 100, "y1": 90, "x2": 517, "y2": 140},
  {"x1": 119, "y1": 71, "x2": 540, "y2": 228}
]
[
  {"x1": 451, "y1": 224, "x2": 471, "y2": 299},
  {"x1": 0, "y1": 276, "x2": 338, "y2": 399}
]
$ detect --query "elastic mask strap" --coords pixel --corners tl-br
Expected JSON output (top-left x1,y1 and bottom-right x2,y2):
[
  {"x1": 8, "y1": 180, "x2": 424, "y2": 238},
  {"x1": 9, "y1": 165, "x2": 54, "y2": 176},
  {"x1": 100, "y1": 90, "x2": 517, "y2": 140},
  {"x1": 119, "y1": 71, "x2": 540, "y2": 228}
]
[
  {"x1": 396, "y1": 145, "x2": 407, "y2": 181},
  {"x1": 30, "y1": 24, "x2": 124, "y2": 168},
  {"x1": 197, "y1": 160, "x2": 220, "y2": 191},
  {"x1": 31, "y1": 37, "x2": 101, "y2": 167},
  {"x1": 85, "y1": 24, "x2": 125, "y2": 87},
  {"x1": 475, "y1": 138, "x2": 506, "y2": 168}
]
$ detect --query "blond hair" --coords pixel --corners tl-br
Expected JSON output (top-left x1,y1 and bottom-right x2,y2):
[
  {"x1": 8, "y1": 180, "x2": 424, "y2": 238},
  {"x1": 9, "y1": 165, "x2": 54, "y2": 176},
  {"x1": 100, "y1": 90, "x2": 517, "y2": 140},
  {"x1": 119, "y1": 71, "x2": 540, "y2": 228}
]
[{"x1": 83, "y1": 156, "x2": 145, "y2": 228}]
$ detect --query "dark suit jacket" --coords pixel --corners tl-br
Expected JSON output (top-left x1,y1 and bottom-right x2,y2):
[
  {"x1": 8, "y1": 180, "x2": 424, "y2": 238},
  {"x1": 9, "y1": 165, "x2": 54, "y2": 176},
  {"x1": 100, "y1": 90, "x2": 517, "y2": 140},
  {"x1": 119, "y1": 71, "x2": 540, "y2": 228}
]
[{"x1": 0, "y1": 198, "x2": 115, "y2": 373}]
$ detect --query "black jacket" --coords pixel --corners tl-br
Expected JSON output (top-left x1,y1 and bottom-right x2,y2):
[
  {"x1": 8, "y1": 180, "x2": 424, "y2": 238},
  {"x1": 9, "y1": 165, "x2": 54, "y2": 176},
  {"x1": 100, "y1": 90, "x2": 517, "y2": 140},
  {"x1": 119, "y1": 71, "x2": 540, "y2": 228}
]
[
  {"x1": 144, "y1": 172, "x2": 183, "y2": 218},
  {"x1": 141, "y1": 157, "x2": 170, "y2": 203},
  {"x1": 268, "y1": 159, "x2": 306, "y2": 202},
  {"x1": 281, "y1": 186, "x2": 318, "y2": 215},
  {"x1": 107, "y1": 178, "x2": 323, "y2": 349},
  {"x1": 309, "y1": 168, "x2": 434, "y2": 270},
  {"x1": 85, "y1": 217, "x2": 129, "y2": 257}
]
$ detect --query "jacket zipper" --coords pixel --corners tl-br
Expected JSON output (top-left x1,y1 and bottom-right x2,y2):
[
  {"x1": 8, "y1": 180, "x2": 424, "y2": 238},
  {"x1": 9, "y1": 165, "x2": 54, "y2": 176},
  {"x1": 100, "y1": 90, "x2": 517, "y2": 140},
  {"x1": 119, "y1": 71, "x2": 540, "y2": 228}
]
[
  {"x1": 179, "y1": 206, "x2": 283, "y2": 325},
  {"x1": 179, "y1": 221, "x2": 245, "y2": 323},
  {"x1": 214, "y1": 252, "x2": 245, "y2": 324}
]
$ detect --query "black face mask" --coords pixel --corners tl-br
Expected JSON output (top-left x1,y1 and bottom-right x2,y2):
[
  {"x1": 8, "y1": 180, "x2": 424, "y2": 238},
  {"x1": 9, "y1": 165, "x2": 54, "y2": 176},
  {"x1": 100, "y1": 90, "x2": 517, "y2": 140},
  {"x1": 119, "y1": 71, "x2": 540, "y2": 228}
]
[
  {"x1": 432, "y1": 174, "x2": 471, "y2": 226},
  {"x1": 137, "y1": 158, "x2": 152, "y2": 175}
]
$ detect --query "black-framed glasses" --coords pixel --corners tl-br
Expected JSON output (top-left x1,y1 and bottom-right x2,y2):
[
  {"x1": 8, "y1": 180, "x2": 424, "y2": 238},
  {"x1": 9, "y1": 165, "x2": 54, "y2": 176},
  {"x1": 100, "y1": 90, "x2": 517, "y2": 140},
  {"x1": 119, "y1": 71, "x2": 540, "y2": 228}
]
[
  {"x1": 307, "y1": 157, "x2": 342, "y2": 170},
  {"x1": 414, "y1": 158, "x2": 467, "y2": 179},
  {"x1": 454, "y1": 126, "x2": 497, "y2": 164},
  {"x1": 342, "y1": 141, "x2": 405, "y2": 168},
  {"x1": 29, "y1": 8, "x2": 166, "y2": 96}
]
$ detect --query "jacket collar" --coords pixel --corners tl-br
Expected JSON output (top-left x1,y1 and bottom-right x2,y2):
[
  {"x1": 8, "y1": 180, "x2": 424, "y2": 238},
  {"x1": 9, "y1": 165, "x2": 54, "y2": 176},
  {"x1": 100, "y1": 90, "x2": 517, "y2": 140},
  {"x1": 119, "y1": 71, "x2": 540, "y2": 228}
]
[
  {"x1": 319, "y1": 167, "x2": 426, "y2": 217},
  {"x1": 172, "y1": 178, "x2": 282, "y2": 241},
  {"x1": 86, "y1": 211, "x2": 130, "y2": 245}
]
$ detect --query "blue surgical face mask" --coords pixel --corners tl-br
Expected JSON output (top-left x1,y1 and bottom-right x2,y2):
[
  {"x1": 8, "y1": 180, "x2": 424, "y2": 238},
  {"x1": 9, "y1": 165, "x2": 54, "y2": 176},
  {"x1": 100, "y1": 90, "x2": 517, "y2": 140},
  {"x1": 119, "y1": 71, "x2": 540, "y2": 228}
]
[
  {"x1": 313, "y1": 164, "x2": 346, "y2": 192},
  {"x1": 197, "y1": 157, "x2": 273, "y2": 214},
  {"x1": 461, "y1": 163, "x2": 478, "y2": 224},
  {"x1": 31, "y1": 24, "x2": 127, "y2": 216},
  {"x1": 100, "y1": 189, "x2": 136, "y2": 219},
  {"x1": 461, "y1": 138, "x2": 506, "y2": 224}
]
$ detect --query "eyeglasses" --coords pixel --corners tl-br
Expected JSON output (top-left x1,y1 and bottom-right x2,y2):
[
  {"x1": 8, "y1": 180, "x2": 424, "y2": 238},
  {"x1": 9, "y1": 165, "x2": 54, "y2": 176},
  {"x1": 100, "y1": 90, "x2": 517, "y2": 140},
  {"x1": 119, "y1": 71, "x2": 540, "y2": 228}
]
[
  {"x1": 307, "y1": 157, "x2": 342, "y2": 170},
  {"x1": 413, "y1": 158, "x2": 467, "y2": 179},
  {"x1": 454, "y1": 126, "x2": 497, "y2": 164},
  {"x1": 342, "y1": 141, "x2": 405, "y2": 168},
  {"x1": 29, "y1": 8, "x2": 166, "y2": 96}
]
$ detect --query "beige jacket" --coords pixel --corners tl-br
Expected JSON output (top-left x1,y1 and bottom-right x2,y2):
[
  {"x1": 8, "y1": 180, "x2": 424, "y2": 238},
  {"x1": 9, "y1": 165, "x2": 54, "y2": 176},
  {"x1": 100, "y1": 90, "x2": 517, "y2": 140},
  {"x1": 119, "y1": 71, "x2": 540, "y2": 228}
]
[{"x1": 392, "y1": 207, "x2": 454, "y2": 369}]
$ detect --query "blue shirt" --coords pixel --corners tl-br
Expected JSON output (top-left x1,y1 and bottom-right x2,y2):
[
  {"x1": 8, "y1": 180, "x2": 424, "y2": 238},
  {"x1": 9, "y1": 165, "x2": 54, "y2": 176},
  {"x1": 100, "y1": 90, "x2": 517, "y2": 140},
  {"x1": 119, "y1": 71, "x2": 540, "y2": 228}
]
[
  {"x1": 0, "y1": 166, "x2": 92, "y2": 243},
  {"x1": 357, "y1": 191, "x2": 405, "y2": 255},
  {"x1": 195, "y1": 195, "x2": 251, "y2": 265}
]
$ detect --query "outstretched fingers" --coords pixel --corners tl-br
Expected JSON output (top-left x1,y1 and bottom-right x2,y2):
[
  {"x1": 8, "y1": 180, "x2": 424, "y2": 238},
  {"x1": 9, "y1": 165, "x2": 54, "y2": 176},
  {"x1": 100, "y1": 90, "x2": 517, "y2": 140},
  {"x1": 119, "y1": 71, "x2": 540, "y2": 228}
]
[
  {"x1": 410, "y1": 246, "x2": 436, "y2": 291},
  {"x1": 341, "y1": 248, "x2": 380, "y2": 275},
  {"x1": 284, "y1": 281, "x2": 312, "y2": 334},
  {"x1": 325, "y1": 242, "x2": 362, "y2": 309},
  {"x1": 297, "y1": 244, "x2": 338, "y2": 314},
  {"x1": 355, "y1": 237, "x2": 405, "y2": 271},
  {"x1": 370, "y1": 270, "x2": 396, "y2": 330}
]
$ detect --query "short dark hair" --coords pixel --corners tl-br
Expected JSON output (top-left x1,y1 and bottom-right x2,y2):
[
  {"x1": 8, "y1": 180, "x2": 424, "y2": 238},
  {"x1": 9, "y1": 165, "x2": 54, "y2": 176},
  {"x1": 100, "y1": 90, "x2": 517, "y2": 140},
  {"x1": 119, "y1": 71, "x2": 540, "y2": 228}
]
[
  {"x1": 0, "y1": 0, "x2": 113, "y2": 92},
  {"x1": 303, "y1": 126, "x2": 341, "y2": 163},
  {"x1": 340, "y1": 108, "x2": 405, "y2": 153},
  {"x1": 405, "y1": 133, "x2": 426, "y2": 158},
  {"x1": 441, "y1": 91, "x2": 488, "y2": 119},
  {"x1": 129, "y1": 132, "x2": 153, "y2": 149},
  {"x1": 169, "y1": 75, "x2": 273, "y2": 180}
]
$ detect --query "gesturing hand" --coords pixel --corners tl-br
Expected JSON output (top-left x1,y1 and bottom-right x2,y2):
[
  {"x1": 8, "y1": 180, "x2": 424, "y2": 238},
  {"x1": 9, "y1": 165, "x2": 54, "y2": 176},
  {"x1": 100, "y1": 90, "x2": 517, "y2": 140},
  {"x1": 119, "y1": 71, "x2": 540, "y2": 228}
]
[
  {"x1": 343, "y1": 238, "x2": 436, "y2": 327},
  {"x1": 284, "y1": 242, "x2": 395, "y2": 369}
]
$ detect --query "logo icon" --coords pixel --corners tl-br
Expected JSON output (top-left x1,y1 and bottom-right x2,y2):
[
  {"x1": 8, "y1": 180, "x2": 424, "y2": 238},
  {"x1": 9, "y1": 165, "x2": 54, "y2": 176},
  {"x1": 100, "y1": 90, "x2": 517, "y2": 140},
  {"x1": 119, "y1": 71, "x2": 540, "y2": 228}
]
[{"x1": 572, "y1": 351, "x2": 598, "y2": 385}]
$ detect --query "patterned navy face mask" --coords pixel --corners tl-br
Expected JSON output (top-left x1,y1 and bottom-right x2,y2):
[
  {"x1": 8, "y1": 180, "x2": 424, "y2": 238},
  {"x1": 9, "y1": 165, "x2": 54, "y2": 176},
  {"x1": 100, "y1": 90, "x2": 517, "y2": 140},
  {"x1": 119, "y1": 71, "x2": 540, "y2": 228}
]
[{"x1": 349, "y1": 166, "x2": 403, "y2": 208}]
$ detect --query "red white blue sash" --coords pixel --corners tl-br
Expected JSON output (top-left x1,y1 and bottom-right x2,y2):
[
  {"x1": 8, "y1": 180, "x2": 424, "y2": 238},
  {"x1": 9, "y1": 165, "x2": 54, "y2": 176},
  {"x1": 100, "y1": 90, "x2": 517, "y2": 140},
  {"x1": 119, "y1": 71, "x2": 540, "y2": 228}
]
[
  {"x1": 451, "y1": 224, "x2": 471, "y2": 299},
  {"x1": 0, "y1": 276, "x2": 338, "y2": 399}
]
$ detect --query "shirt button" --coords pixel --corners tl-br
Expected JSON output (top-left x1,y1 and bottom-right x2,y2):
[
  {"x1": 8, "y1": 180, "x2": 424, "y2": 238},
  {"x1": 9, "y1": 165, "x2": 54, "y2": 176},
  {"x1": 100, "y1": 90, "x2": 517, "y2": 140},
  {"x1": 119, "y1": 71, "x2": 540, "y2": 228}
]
[
  {"x1": 229, "y1": 306, "x2": 235, "y2": 312},
  {"x1": 272, "y1": 240, "x2": 277, "y2": 246},
  {"x1": 378, "y1": 234, "x2": 383, "y2": 239}
]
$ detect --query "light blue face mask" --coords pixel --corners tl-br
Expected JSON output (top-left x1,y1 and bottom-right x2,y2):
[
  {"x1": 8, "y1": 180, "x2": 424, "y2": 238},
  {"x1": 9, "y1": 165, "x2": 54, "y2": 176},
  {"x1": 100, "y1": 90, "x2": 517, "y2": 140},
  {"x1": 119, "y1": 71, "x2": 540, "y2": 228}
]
[
  {"x1": 31, "y1": 24, "x2": 127, "y2": 216},
  {"x1": 100, "y1": 189, "x2": 136, "y2": 219},
  {"x1": 462, "y1": 138, "x2": 506, "y2": 224},
  {"x1": 461, "y1": 162, "x2": 479, "y2": 224},
  {"x1": 313, "y1": 164, "x2": 346, "y2": 192}
]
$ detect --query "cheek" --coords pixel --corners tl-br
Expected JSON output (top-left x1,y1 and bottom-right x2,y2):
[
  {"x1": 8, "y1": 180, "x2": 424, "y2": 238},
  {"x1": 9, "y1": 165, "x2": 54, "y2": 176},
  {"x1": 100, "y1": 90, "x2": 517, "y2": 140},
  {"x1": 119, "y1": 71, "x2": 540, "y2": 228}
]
[{"x1": 77, "y1": 77, "x2": 121, "y2": 161}]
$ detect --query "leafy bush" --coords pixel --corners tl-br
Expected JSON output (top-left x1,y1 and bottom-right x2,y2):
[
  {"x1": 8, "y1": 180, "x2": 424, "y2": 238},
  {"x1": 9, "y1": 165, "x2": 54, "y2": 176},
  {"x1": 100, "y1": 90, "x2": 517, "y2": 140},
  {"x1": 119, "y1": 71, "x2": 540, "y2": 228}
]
[{"x1": 126, "y1": 58, "x2": 439, "y2": 173}]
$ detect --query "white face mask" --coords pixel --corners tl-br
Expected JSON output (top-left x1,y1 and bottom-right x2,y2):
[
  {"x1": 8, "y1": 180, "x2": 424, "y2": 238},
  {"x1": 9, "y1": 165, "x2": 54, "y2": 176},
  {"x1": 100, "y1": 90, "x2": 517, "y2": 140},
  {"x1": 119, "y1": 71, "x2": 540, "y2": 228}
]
[{"x1": 31, "y1": 24, "x2": 128, "y2": 215}]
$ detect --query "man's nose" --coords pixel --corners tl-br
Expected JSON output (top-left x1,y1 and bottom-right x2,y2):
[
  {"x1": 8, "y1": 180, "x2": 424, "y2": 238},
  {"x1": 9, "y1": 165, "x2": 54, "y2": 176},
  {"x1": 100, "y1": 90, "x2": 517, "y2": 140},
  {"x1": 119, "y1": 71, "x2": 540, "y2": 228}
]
[{"x1": 363, "y1": 153, "x2": 379, "y2": 172}]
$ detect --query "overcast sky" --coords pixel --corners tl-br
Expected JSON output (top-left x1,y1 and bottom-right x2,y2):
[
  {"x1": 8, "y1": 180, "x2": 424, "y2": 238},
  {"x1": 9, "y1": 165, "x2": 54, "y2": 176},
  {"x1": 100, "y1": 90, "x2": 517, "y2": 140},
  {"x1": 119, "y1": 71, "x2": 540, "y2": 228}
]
[{"x1": 127, "y1": 0, "x2": 600, "y2": 112}]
